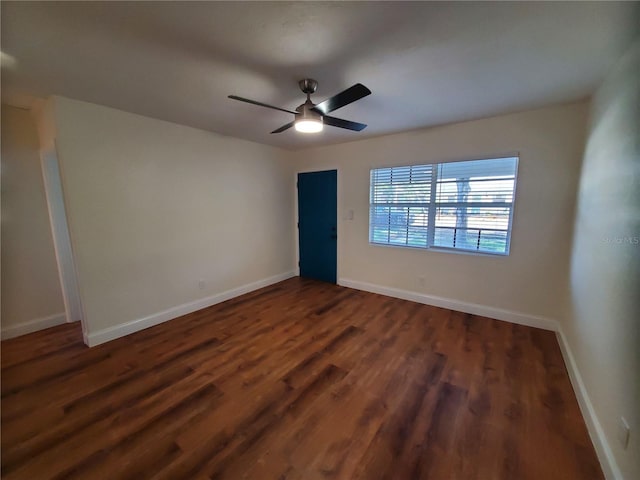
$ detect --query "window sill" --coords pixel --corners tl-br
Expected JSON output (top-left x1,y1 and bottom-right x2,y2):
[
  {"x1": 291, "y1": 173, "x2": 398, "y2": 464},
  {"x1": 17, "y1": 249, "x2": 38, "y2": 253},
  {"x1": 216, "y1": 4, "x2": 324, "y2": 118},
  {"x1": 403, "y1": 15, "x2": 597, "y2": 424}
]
[{"x1": 368, "y1": 241, "x2": 510, "y2": 257}]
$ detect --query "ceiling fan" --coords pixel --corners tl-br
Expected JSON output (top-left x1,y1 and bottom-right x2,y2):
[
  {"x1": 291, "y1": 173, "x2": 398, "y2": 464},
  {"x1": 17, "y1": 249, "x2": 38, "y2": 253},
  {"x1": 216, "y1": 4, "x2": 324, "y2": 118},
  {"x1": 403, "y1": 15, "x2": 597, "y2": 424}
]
[{"x1": 228, "y1": 79, "x2": 371, "y2": 134}]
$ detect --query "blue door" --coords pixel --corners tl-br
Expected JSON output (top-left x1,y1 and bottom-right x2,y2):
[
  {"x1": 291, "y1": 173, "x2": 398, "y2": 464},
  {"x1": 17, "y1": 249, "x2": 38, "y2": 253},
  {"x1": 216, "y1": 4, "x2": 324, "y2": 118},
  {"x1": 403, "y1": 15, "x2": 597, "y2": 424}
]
[{"x1": 298, "y1": 170, "x2": 337, "y2": 284}]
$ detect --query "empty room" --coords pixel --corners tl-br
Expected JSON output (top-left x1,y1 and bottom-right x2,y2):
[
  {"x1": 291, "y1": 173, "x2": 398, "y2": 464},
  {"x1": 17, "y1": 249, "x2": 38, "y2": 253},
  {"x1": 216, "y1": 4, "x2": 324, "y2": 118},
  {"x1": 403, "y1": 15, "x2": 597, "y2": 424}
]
[{"x1": 1, "y1": 2, "x2": 638, "y2": 479}]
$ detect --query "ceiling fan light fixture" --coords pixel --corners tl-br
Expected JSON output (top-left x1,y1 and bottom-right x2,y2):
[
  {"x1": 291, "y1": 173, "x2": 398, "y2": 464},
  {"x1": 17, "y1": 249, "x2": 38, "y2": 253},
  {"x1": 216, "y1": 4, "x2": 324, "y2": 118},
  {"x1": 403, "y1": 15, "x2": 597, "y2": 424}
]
[
  {"x1": 295, "y1": 118, "x2": 323, "y2": 133},
  {"x1": 294, "y1": 104, "x2": 323, "y2": 133}
]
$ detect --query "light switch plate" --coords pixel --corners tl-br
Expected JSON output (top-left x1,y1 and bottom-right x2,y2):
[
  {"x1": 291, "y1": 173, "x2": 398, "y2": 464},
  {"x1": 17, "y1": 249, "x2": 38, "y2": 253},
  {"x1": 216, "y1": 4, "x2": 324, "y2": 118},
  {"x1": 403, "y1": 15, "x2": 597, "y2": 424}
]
[{"x1": 617, "y1": 417, "x2": 630, "y2": 450}]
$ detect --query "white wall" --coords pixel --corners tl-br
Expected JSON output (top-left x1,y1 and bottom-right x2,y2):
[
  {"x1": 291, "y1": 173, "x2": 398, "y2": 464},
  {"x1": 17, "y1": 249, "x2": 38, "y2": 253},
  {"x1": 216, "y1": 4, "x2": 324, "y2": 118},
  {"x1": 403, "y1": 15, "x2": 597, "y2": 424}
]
[
  {"x1": 1, "y1": 105, "x2": 65, "y2": 337},
  {"x1": 563, "y1": 38, "x2": 640, "y2": 480},
  {"x1": 51, "y1": 97, "x2": 294, "y2": 343},
  {"x1": 292, "y1": 101, "x2": 588, "y2": 323}
]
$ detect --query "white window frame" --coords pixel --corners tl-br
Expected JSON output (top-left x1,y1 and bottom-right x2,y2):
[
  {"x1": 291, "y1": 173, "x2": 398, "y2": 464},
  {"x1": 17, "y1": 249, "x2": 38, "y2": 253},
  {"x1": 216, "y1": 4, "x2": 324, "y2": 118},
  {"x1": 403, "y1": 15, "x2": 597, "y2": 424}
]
[{"x1": 369, "y1": 156, "x2": 519, "y2": 256}]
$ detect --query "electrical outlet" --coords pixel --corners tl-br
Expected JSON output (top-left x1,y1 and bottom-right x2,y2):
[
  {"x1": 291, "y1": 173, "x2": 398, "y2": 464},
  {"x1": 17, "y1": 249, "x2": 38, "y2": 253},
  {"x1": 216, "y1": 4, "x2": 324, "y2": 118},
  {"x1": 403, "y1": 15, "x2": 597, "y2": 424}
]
[
  {"x1": 617, "y1": 417, "x2": 630, "y2": 450},
  {"x1": 198, "y1": 279, "x2": 206, "y2": 290}
]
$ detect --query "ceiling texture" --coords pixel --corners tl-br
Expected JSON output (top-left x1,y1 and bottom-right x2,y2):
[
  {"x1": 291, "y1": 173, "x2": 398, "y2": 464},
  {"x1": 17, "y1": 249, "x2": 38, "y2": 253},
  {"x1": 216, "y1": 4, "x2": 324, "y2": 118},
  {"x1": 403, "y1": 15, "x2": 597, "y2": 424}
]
[{"x1": 1, "y1": 1, "x2": 638, "y2": 150}]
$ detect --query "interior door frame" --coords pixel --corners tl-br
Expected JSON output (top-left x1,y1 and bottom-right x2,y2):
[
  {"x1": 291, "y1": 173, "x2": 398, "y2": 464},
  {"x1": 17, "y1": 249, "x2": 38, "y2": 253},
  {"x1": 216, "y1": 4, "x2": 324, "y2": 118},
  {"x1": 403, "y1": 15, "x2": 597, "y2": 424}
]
[
  {"x1": 293, "y1": 167, "x2": 341, "y2": 283},
  {"x1": 40, "y1": 149, "x2": 86, "y2": 332}
]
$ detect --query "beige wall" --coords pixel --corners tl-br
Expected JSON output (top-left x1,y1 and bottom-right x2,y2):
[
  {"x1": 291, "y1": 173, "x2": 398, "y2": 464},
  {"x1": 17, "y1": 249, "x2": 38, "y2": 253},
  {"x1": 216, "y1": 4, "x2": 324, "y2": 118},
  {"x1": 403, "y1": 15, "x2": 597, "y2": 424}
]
[
  {"x1": 292, "y1": 101, "x2": 589, "y2": 320},
  {"x1": 1, "y1": 105, "x2": 64, "y2": 334},
  {"x1": 564, "y1": 38, "x2": 640, "y2": 480},
  {"x1": 51, "y1": 97, "x2": 294, "y2": 337}
]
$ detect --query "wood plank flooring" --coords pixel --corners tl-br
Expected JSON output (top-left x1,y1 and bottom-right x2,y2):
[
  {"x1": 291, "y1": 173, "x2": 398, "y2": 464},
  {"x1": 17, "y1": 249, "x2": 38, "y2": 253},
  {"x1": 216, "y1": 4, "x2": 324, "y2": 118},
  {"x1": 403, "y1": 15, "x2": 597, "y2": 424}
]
[{"x1": 1, "y1": 277, "x2": 603, "y2": 479}]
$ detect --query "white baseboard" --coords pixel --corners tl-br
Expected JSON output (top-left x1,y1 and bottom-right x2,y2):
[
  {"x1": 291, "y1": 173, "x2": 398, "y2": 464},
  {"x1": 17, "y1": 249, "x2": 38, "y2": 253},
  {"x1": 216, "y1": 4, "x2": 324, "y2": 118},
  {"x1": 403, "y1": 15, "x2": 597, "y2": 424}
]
[
  {"x1": 556, "y1": 328, "x2": 622, "y2": 480},
  {"x1": 85, "y1": 271, "x2": 296, "y2": 347},
  {"x1": 1, "y1": 312, "x2": 67, "y2": 340},
  {"x1": 338, "y1": 278, "x2": 559, "y2": 331}
]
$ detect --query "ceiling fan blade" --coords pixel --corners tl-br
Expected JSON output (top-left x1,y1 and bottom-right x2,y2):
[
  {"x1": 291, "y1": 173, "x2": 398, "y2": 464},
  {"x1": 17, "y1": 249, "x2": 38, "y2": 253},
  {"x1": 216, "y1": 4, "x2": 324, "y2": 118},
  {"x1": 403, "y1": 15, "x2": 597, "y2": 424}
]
[
  {"x1": 323, "y1": 115, "x2": 367, "y2": 131},
  {"x1": 228, "y1": 95, "x2": 297, "y2": 115},
  {"x1": 312, "y1": 83, "x2": 371, "y2": 114},
  {"x1": 271, "y1": 121, "x2": 295, "y2": 134}
]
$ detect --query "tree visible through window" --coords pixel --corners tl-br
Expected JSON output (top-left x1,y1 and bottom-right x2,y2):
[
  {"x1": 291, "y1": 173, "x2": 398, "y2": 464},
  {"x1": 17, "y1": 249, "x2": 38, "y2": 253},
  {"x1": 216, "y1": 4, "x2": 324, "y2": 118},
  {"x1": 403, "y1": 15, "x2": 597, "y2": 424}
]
[{"x1": 369, "y1": 157, "x2": 518, "y2": 255}]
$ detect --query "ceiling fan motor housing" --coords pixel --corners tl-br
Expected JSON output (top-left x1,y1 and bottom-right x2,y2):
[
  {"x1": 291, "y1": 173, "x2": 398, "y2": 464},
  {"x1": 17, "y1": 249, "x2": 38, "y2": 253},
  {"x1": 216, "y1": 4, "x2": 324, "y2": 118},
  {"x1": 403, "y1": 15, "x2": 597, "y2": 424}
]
[{"x1": 296, "y1": 101, "x2": 323, "y2": 123}]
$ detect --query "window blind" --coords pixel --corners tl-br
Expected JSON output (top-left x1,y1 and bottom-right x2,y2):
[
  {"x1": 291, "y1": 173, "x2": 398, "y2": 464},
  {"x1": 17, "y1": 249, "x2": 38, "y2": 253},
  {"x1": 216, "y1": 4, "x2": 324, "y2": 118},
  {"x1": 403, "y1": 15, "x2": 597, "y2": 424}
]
[{"x1": 369, "y1": 157, "x2": 518, "y2": 255}]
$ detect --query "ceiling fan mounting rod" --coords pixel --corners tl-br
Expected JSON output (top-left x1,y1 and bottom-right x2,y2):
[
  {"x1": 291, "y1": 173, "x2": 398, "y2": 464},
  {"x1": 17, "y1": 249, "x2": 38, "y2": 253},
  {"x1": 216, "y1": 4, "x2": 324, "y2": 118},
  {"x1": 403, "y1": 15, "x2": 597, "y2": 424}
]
[{"x1": 298, "y1": 78, "x2": 318, "y2": 101}]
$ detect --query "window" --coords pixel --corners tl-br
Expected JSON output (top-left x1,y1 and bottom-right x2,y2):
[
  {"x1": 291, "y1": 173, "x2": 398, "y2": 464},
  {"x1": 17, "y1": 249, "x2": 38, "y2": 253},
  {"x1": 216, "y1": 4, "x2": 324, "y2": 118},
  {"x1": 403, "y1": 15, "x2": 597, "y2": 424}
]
[{"x1": 369, "y1": 156, "x2": 518, "y2": 255}]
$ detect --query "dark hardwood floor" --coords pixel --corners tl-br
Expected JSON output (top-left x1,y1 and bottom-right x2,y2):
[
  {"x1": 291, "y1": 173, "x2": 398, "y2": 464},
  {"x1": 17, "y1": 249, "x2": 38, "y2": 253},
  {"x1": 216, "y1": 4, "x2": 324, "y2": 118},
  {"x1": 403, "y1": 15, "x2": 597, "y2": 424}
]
[{"x1": 1, "y1": 277, "x2": 603, "y2": 479}]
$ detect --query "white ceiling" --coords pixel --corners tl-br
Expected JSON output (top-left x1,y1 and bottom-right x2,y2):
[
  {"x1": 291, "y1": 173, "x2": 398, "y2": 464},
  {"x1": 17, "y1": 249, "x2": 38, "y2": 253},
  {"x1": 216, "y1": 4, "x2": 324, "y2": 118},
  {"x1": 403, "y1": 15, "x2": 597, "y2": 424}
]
[{"x1": 1, "y1": 1, "x2": 638, "y2": 150}]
